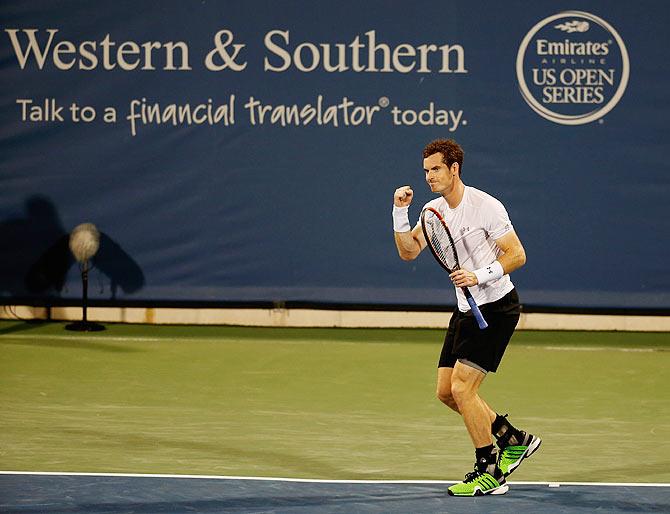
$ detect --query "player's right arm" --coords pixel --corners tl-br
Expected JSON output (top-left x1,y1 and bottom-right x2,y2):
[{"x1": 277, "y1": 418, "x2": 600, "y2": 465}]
[{"x1": 393, "y1": 186, "x2": 426, "y2": 261}]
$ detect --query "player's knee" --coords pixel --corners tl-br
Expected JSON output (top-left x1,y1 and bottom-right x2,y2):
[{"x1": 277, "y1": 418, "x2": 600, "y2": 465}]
[
  {"x1": 450, "y1": 378, "x2": 474, "y2": 406},
  {"x1": 436, "y1": 387, "x2": 456, "y2": 408}
]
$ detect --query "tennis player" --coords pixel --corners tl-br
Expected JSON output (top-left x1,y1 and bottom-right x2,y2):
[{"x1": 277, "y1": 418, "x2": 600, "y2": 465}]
[{"x1": 392, "y1": 139, "x2": 541, "y2": 496}]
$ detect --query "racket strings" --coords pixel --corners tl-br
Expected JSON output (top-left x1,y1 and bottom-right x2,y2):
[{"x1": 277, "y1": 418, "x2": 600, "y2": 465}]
[{"x1": 425, "y1": 216, "x2": 459, "y2": 271}]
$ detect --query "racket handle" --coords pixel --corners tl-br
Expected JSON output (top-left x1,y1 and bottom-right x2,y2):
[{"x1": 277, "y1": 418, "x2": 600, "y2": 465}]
[{"x1": 466, "y1": 295, "x2": 489, "y2": 330}]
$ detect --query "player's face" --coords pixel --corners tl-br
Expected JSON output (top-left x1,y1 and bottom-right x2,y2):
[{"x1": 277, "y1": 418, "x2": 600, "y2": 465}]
[{"x1": 423, "y1": 152, "x2": 458, "y2": 194}]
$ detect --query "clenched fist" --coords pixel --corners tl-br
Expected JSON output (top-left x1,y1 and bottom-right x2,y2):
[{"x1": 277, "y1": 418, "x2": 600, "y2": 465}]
[{"x1": 394, "y1": 186, "x2": 414, "y2": 207}]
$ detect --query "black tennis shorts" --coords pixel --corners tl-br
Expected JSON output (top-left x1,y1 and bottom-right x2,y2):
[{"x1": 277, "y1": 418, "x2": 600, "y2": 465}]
[{"x1": 438, "y1": 288, "x2": 521, "y2": 373}]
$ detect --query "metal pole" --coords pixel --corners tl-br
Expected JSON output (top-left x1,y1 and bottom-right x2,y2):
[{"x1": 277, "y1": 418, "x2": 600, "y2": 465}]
[
  {"x1": 65, "y1": 259, "x2": 104, "y2": 331},
  {"x1": 82, "y1": 261, "x2": 88, "y2": 323}
]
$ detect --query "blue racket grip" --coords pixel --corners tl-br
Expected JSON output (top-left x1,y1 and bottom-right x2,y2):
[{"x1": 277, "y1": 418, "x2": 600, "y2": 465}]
[{"x1": 467, "y1": 295, "x2": 488, "y2": 330}]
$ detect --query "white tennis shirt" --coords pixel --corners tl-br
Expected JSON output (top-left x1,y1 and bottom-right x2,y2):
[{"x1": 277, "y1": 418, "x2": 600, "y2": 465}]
[{"x1": 418, "y1": 186, "x2": 515, "y2": 312}]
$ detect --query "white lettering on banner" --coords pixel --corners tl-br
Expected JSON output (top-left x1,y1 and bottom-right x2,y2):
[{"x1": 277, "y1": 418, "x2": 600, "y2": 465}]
[
  {"x1": 391, "y1": 103, "x2": 464, "y2": 131},
  {"x1": 126, "y1": 97, "x2": 236, "y2": 136},
  {"x1": 536, "y1": 39, "x2": 610, "y2": 56},
  {"x1": 15, "y1": 96, "x2": 468, "y2": 135},
  {"x1": 16, "y1": 98, "x2": 101, "y2": 123},
  {"x1": 16, "y1": 98, "x2": 65, "y2": 122},
  {"x1": 204, "y1": 30, "x2": 247, "y2": 71},
  {"x1": 4, "y1": 29, "x2": 192, "y2": 71},
  {"x1": 263, "y1": 29, "x2": 466, "y2": 74},
  {"x1": 4, "y1": 28, "x2": 467, "y2": 74},
  {"x1": 516, "y1": 11, "x2": 629, "y2": 125},
  {"x1": 244, "y1": 95, "x2": 381, "y2": 126}
]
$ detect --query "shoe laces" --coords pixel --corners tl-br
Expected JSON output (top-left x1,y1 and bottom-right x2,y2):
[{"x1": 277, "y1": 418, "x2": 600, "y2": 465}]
[{"x1": 463, "y1": 467, "x2": 484, "y2": 483}]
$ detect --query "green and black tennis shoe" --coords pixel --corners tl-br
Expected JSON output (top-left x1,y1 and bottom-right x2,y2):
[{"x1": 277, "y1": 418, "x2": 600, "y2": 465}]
[
  {"x1": 447, "y1": 469, "x2": 508, "y2": 496},
  {"x1": 498, "y1": 433, "x2": 542, "y2": 477}
]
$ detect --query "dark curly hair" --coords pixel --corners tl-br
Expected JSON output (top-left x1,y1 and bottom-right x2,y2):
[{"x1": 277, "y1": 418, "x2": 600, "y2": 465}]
[{"x1": 422, "y1": 139, "x2": 464, "y2": 175}]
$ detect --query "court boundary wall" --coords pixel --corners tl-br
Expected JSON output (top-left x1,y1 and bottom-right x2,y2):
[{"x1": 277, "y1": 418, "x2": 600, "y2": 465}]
[{"x1": 2, "y1": 305, "x2": 669, "y2": 331}]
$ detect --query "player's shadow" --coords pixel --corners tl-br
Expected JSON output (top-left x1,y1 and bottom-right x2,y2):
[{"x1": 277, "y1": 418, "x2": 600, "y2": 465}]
[
  {"x1": 0, "y1": 195, "x2": 68, "y2": 299},
  {"x1": 94, "y1": 233, "x2": 145, "y2": 300},
  {"x1": 0, "y1": 194, "x2": 145, "y2": 302}
]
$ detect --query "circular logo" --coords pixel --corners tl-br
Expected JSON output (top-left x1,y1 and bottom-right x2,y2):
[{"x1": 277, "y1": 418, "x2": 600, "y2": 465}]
[{"x1": 516, "y1": 11, "x2": 629, "y2": 125}]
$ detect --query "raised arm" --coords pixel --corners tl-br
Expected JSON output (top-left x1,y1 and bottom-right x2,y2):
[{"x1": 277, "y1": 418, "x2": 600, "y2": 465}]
[
  {"x1": 395, "y1": 223, "x2": 427, "y2": 261},
  {"x1": 392, "y1": 185, "x2": 427, "y2": 261}
]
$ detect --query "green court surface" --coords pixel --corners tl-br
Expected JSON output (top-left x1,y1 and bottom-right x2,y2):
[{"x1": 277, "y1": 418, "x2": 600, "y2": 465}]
[{"x1": 1, "y1": 321, "x2": 668, "y2": 484}]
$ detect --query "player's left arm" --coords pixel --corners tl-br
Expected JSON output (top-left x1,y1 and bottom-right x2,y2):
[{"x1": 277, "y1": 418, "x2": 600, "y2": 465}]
[
  {"x1": 450, "y1": 231, "x2": 526, "y2": 288},
  {"x1": 493, "y1": 230, "x2": 526, "y2": 275},
  {"x1": 451, "y1": 197, "x2": 526, "y2": 288}
]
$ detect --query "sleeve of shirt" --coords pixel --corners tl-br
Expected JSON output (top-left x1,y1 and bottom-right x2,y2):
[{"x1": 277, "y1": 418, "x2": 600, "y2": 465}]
[{"x1": 485, "y1": 197, "x2": 514, "y2": 240}]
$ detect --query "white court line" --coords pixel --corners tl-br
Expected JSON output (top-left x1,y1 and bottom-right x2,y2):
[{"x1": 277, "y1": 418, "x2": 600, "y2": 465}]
[
  {"x1": 0, "y1": 471, "x2": 668, "y2": 487},
  {"x1": 0, "y1": 334, "x2": 352, "y2": 344},
  {"x1": 529, "y1": 345, "x2": 657, "y2": 353},
  {"x1": 0, "y1": 334, "x2": 169, "y2": 343},
  {"x1": 3, "y1": 333, "x2": 664, "y2": 353}
]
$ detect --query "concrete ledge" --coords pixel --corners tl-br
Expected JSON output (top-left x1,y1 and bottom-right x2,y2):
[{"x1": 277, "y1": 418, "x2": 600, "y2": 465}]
[{"x1": 1, "y1": 305, "x2": 669, "y2": 331}]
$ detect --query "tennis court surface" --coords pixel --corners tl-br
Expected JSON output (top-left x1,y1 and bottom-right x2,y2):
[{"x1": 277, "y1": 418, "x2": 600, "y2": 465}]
[
  {"x1": 1, "y1": 473, "x2": 668, "y2": 513},
  {"x1": 1, "y1": 321, "x2": 669, "y2": 512}
]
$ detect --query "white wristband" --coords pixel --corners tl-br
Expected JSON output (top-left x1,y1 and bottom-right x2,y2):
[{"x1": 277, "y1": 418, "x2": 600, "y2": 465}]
[
  {"x1": 392, "y1": 205, "x2": 411, "y2": 232},
  {"x1": 474, "y1": 260, "x2": 504, "y2": 285}
]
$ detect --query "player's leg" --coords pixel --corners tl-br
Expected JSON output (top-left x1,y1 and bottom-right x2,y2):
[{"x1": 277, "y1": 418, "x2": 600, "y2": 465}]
[
  {"x1": 437, "y1": 312, "x2": 506, "y2": 496},
  {"x1": 483, "y1": 289, "x2": 542, "y2": 477},
  {"x1": 447, "y1": 360, "x2": 507, "y2": 496},
  {"x1": 436, "y1": 367, "x2": 459, "y2": 412},
  {"x1": 439, "y1": 367, "x2": 526, "y2": 475},
  {"x1": 436, "y1": 311, "x2": 460, "y2": 412},
  {"x1": 437, "y1": 366, "x2": 497, "y2": 421},
  {"x1": 437, "y1": 297, "x2": 536, "y2": 494},
  {"x1": 450, "y1": 361, "x2": 492, "y2": 446},
  {"x1": 494, "y1": 413, "x2": 542, "y2": 477}
]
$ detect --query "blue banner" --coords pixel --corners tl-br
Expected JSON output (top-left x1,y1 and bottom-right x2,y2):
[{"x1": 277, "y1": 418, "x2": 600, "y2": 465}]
[{"x1": 1, "y1": 1, "x2": 668, "y2": 309}]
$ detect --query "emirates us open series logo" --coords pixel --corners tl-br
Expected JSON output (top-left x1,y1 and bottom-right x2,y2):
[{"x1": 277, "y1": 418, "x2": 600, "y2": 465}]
[{"x1": 516, "y1": 11, "x2": 629, "y2": 125}]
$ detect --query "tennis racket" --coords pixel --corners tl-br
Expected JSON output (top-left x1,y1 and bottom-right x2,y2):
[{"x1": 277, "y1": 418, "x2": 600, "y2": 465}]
[{"x1": 420, "y1": 207, "x2": 488, "y2": 329}]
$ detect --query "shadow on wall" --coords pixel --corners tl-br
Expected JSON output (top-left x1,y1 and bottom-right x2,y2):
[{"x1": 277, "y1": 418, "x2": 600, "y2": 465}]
[{"x1": 0, "y1": 195, "x2": 145, "y2": 301}]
